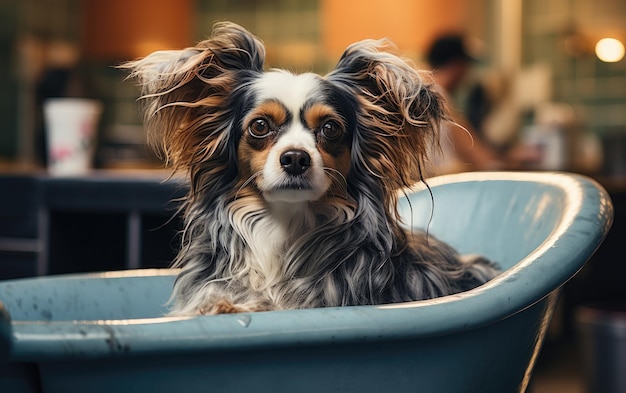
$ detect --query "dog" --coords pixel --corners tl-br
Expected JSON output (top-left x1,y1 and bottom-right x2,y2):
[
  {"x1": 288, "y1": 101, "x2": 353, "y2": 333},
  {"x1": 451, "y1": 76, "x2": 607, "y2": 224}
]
[{"x1": 124, "y1": 22, "x2": 500, "y2": 316}]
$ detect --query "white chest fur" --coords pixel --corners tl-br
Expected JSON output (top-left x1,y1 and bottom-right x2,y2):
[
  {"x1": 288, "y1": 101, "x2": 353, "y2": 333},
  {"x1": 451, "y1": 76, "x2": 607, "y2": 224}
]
[{"x1": 230, "y1": 198, "x2": 312, "y2": 293}]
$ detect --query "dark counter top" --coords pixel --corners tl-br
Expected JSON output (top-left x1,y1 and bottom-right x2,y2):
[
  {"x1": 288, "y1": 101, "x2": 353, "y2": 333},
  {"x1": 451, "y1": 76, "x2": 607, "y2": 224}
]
[
  {"x1": 0, "y1": 170, "x2": 187, "y2": 212},
  {"x1": 40, "y1": 171, "x2": 187, "y2": 212}
]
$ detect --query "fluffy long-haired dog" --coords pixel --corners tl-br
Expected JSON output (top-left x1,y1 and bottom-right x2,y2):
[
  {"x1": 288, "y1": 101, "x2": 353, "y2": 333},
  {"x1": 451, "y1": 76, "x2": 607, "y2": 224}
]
[{"x1": 125, "y1": 22, "x2": 500, "y2": 316}]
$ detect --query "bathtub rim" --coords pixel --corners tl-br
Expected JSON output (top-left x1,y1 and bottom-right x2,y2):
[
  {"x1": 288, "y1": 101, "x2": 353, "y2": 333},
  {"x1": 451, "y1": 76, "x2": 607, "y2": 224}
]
[{"x1": 0, "y1": 171, "x2": 613, "y2": 361}]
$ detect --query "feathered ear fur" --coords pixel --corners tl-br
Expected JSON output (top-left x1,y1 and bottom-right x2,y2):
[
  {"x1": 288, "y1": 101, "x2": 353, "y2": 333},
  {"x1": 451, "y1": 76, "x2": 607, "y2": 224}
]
[
  {"x1": 327, "y1": 39, "x2": 448, "y2": 212},
  {"x1": 122, "y1": 22, "x2": 265, "y2": 171}
]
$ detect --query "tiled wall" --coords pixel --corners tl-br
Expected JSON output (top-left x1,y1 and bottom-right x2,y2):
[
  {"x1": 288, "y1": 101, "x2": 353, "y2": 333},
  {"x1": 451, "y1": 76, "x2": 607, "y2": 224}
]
[
  {"x1": 523, "y1": 0, "x2": 626, "y2": 135},
  {"x1": 0, "y1": 0, "x2": 79, "y2": 161},
  {"x1": 196, "y1": 0, "x2": 322, "y2": 71},
  {"x1": 1, "y1": 0, "x2": 624, "y2": 163}
]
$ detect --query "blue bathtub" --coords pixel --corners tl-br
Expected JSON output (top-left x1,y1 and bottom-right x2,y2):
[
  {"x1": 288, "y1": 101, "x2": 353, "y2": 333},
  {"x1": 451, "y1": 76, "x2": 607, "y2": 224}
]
[{"x1": 0, "y1": 172, "x2": 613, "y2": 393}]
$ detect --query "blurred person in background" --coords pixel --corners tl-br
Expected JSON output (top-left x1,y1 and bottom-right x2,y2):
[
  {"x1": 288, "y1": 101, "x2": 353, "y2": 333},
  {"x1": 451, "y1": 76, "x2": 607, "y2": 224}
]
[{"x1": 425, "y1": 34, "x2": 539, "y2": 175}]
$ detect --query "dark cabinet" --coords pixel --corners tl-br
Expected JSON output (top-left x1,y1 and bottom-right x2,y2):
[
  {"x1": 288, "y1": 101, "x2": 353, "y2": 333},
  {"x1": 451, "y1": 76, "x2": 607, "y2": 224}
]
[
  {"x1": 0, "y1": 175, "x2": 42, "y2": 279},
  {"x1": 0, "y1": 172, "x2": 185, "y2": 279}
]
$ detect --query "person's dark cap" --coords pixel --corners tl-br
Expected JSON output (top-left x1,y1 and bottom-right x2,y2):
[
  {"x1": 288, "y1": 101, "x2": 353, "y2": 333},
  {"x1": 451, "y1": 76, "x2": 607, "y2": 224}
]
[{"x1": 426, "y1": 34, "x2": 476, "y2": 68}]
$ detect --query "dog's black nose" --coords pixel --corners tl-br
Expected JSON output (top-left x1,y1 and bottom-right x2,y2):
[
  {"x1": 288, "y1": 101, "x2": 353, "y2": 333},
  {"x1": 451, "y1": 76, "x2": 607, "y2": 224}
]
[{"x1": 280, "y1": 149, "x2": 311, "y2": 176}]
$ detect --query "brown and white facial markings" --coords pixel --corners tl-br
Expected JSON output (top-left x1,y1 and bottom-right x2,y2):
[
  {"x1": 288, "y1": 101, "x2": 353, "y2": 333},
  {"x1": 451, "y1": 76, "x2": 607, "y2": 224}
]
[{"x1": 238, "y1": 70, "x2": 352, "y2": 203}]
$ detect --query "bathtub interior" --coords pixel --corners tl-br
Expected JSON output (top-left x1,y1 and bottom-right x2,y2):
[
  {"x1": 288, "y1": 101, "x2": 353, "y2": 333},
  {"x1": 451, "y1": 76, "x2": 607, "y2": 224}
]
[{"x1": 397, "y1": 176, "x2": 567, "y2": 269}]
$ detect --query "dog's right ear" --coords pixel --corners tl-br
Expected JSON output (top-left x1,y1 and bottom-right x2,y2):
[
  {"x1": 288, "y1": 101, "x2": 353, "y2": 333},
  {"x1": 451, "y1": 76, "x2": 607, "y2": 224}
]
[{"x1": 121, "y1": 22, "x2": 265, "y2": 168}]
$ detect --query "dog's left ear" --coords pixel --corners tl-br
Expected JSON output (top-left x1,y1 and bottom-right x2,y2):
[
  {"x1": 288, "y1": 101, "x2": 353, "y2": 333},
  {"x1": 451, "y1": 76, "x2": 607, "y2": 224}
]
[{"x1": 327, "y1": 39, "x2": 448, "y2": 191}]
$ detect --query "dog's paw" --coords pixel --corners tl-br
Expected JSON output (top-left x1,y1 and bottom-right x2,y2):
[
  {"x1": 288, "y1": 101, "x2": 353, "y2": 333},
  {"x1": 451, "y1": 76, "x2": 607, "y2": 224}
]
[
  {"x1": 210, "y1": 299, "x2": 245, "y2": 314},
  {"x1": 199, "y1": 299, "x2": 270, "y2": 315}
]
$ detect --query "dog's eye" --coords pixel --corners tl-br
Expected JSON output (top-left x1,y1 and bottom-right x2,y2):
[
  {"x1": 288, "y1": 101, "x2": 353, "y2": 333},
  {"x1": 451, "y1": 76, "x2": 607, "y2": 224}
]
[
  {"x1": 320, "y1": 122, "x2": 342, "y2": 141},
  {"x1": 248, "y1": 118, "x2": 272, "y2": 138}
]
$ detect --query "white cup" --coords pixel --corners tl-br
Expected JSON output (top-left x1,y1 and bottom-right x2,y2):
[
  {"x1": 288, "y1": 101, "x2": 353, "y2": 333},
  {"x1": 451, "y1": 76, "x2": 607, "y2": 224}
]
[{"x1": 43, "y1": 98, "x2": 103, "y2": 176}]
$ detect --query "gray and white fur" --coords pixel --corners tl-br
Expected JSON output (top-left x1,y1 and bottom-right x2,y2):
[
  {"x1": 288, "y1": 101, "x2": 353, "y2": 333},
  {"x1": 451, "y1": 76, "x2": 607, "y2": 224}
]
[{"x1": 124, "y1": 22, "x2": 500, "y2": 315}]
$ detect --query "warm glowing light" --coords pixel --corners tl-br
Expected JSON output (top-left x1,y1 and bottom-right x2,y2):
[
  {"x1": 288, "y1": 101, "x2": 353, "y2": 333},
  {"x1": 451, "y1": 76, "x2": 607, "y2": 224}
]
[{"x1": 595, "y1": 38, "x2": 625, "y2": 62}]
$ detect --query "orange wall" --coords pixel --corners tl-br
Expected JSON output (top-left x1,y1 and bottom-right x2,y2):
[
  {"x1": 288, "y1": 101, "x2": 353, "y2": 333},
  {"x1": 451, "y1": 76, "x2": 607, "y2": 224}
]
[
  {"x1": 81, "y1": 1, "x2": 475, "y2": 63},
  {"x1": 321, "y1": 0, "x2": 472, "y2": 60},
  {"x1": 81, "y1": 0, "x2": 193, "y2": 61}
]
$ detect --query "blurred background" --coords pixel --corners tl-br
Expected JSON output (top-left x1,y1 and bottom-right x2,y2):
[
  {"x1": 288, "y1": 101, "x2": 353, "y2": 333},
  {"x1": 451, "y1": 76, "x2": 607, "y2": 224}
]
[
  {"x1": 0, "y1": 0, "x2": 624, "y2": 173},
  {"x1": 0, "y1": 1, "x2": 625, "y2": 392}
]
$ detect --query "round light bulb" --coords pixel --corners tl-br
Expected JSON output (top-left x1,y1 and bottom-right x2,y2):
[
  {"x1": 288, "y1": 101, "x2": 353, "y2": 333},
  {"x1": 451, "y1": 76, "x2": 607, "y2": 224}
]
[{"x1": 595, "y1": 38, "x2": 625, "y2": 62}]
